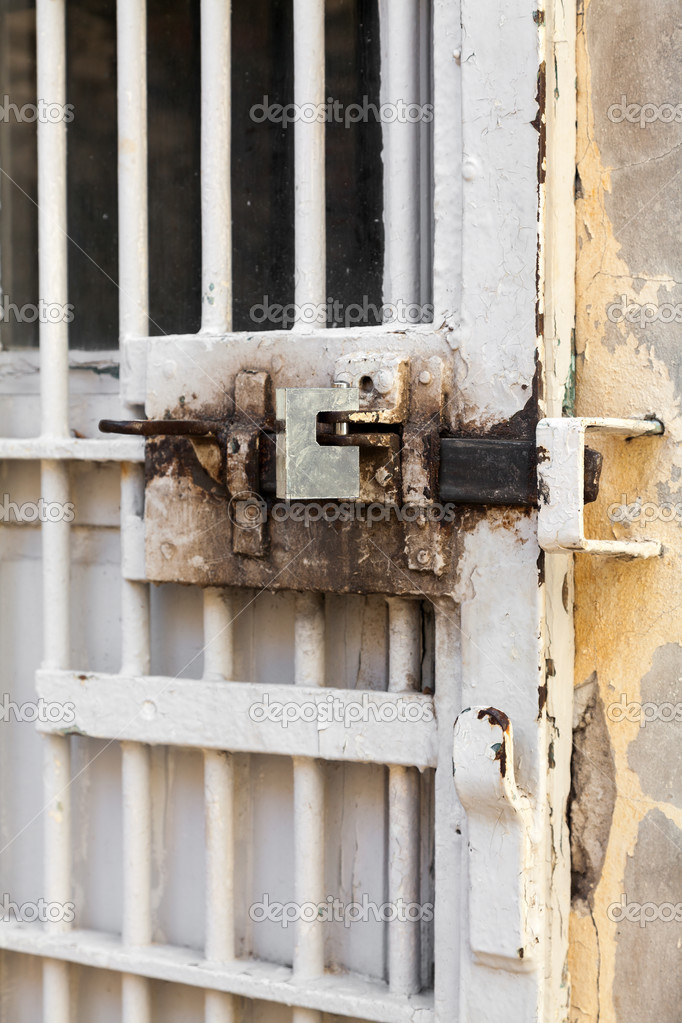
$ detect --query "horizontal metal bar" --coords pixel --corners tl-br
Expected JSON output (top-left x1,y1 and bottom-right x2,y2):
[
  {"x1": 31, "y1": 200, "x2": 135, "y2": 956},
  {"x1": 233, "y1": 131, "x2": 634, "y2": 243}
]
[
  {"x1": 100, "y1": 419, "x2": 224, "y2": 437},
  {"x1": 0, "y1": 925, "x2": 434, "y2": 1022},
  {"x1": 0, "y1": 437, "x2": 144, "y2": 462},
  {"x1": 36, "y1": 671, "x2": 437, "y2": 768},
  {"x1": 439, "y1": 437, "x2": 602, "y2": 506}
]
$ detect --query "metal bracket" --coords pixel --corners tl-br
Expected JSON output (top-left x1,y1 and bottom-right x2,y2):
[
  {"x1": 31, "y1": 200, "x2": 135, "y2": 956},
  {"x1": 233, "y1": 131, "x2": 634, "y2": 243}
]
[
  {"x1": 275, "y1": 387, "x2": 361, "y2": 500},
  {"x1": 453, "y1": 707, "x2": 535, "y2": 970},
  {"x1": 537, "y1": 417, "x2": 664, "y2": 558}
]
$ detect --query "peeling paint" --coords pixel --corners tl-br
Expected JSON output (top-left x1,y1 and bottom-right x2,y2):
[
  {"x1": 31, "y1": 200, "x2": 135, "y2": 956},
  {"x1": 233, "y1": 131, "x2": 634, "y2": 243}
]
[{"x1": 570, "y1": 0, "x2": 682, "y2": 1017}]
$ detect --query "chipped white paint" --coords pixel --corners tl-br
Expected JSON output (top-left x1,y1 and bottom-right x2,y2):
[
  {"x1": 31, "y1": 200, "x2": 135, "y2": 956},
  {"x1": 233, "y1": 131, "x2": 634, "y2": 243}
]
[
  {"x1": 453, "y1": 708, "x2": 534, "y2": 968},
  {"x1": 537, "y1": 417, "x2": 664, "y2": 556}
]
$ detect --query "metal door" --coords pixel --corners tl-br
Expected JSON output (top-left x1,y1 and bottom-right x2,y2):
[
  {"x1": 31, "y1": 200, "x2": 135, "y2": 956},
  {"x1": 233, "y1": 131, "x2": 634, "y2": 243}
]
[{"x1": 0, "y1": 0, "x2": 576, "y2": 1021}]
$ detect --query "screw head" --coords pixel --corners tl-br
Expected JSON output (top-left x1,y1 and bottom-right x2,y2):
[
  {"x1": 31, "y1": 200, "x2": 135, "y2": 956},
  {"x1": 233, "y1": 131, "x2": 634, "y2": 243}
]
[{"x1": 416, "y1": 549, "x2": 431, "y2": 566}]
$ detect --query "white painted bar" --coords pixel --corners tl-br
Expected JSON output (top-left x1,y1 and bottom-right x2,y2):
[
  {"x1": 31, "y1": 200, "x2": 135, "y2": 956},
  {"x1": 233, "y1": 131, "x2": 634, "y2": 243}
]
[
  {"x1": 386, "y1": 598, "x2": 421, "y2": 996},
  {"x1": 293, "y1": 592, "x2": 325, "y2": 1023},
  {"x1": 36, "y1": 670, "x2": 438, "y2": 767},
  {"x1": 293, "y1": 0, "x2": 326, "y2": 325},
  {"x1": 200, "y1": 0, "x2": 232, "y2": 333},
  {"x1": 120, "y1": 712, "x2": 152, "y2": 951},
  {"x1": 121, "y1": 742, "x2": 152, "y2": 1023},
  {"x1": 36, "y1": 0, "x2": 71, "y2": 1015},
  {"x1": 0, "y1": 924, "x2": 435, "y2": 1023},
  {"x1": 0, "y1": 437, "x2": 144, "y2": 461},
  {"x1": 432, "y1": 598, "x2": 463, "y2": 1023},
  {"x1": 117, "y1": 1, "x2": 152, "y2": 1016},
  {"x1": 42, "y1": 733, "x2": 71, "y2": 1023},
  {"x1": 432, "y1": 0, "x2": 462, "y2": 323},
  {"x1": 120, "y1": 464, "x2": 151, "y2": 673},
  {"x1": 379, "y1": 0, "x2": 421, "y2": 317},
  {"x1": 36, "y1": 0, "x2": 68, "y2": 440},
  {"x1": 117, "y1": 0, "x2": 149, "y2": 340},
  {"x1": 203, "y1": 589, "x2": 237, "y2": 1023}
]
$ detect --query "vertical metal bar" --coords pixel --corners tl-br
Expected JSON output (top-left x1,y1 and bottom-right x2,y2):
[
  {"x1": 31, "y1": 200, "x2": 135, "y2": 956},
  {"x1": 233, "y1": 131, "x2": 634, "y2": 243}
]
[
  {"x1": 117, "y1": 0, "x2": 152, "y2": 1019},
  {"x1": 379, "y1": 3, "x2": 427, "y2": 990},
  {"x1": 293, "y1": 0, "x2": 326, "y2": 325},
  {"x1": 120, "y1": 469, "x2": 151, "y2": 1023},
  {"x1": 293, "y1": 593, "x2": 325, "y2": 1023},
  {"x1": 37, "y1": 0, "x2": 71, "y2": 1016},
  {"x1": 432, "y1": 0, "x2": 463, "y2": 324},
  {"x1": 121, "y1": 740, "x2": 152, "y2": 1020},
  {"x1": 433, "y1": 598, "x2": 462, "y2": 1022},
  {"x1": 117, "y1": 0, "x2": 149, "y2": 341},
  {"x1": 386, "y1": 598, "x2": 421, "y2": 995},
  {"x1": 291, "y1": 0, "x2": 326, "y2": 1002},
  {"x1": 203, "y1": 589, "x2": 237, "y2": 1023},
  {"x1": 379, "y1": 0, "x2": 421, "y2": 317},
  {"x1": 200, "y1": 0, "x2": 232, "y2": 333}
]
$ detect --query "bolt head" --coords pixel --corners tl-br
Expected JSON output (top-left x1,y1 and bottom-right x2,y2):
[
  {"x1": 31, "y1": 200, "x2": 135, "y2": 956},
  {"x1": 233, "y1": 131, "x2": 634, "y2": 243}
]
[{"x1": 418, "y1": 370, "x2": 432, "y2": 385}]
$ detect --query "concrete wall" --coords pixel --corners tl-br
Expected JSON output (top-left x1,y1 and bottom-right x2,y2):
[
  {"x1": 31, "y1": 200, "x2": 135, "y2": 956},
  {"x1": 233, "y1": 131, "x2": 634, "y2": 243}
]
[{"x1": 569, "y1": 1, "x2": 682, "y2": 1019}]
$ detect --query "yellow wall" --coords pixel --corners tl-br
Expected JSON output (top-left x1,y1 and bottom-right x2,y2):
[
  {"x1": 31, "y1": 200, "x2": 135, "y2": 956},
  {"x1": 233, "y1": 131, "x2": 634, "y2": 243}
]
[{"x1": 570, "y1": 1, "x2": 682, "y2": 1019}]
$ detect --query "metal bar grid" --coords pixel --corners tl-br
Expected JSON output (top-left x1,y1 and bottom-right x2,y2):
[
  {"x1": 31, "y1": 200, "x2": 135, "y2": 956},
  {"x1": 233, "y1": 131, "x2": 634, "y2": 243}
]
[{"x1": 0, "y1": 2, "x2": 458, "y2": 1021}]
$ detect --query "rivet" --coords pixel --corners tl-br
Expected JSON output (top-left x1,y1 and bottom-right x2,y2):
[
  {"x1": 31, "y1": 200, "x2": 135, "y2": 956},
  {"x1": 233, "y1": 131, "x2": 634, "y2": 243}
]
[
  {"x1": 419, "y1": 370, "x2": 432, "y2": 385},
  {"x1": 463, "y1": 160, "x2": 476, "y2": 182},
  {"x1": 374, "y1": 369, "x2": 394, "y2": 394},
  {"x1": 417, "y1": 549, "x2": 430, "y2": 566}
]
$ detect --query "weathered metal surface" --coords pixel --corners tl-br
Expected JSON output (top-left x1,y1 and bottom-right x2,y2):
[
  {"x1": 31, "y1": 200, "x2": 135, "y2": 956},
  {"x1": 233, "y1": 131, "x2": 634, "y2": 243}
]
[
  {"x1": 440, "y1": 437, "x2": 602, "y2": 506},
  {"x1": 453, "y1": 707, "x2": 535, "y2": 968},
  {"x1": 143, "y1": 344, "x2": 465, "y2": 593},
  {"x1": 275, "y1": 387, "x2": 361, "y2": 500},
  {"x1": 537, "y1": 417, "x2": 663, "y2": 556}
]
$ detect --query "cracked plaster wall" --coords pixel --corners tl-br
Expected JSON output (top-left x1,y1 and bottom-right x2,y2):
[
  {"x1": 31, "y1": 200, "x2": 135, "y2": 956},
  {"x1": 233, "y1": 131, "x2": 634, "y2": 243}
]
[{"x1": 569, "y1": 0, "x2": 682, "y2": 1020}]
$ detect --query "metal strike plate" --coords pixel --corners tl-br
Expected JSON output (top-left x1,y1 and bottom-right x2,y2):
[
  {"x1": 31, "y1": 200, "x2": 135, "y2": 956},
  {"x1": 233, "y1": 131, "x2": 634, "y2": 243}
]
[
  {"x1": 537, "y1": 416, "x2": 664, "y2": 558},
  {"x1": 276, "y1": 387, "x2": 361, "y2": 500}
]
